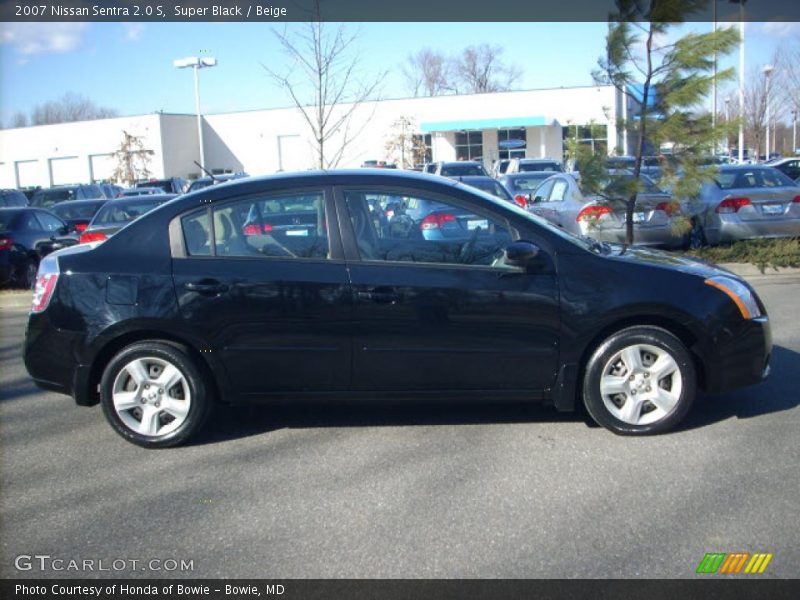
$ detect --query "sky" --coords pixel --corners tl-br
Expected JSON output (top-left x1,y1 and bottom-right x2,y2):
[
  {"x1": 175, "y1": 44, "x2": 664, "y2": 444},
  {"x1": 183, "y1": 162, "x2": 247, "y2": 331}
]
[{"x1": 1, "y1": 20, "x2": 798, "y2": 126}]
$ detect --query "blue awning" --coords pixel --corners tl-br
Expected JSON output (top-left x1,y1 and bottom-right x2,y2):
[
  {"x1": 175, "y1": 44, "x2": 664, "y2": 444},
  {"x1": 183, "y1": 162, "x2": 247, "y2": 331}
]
[{"x1": 420, "y1": 115, "x2": 551, "y2": 133}]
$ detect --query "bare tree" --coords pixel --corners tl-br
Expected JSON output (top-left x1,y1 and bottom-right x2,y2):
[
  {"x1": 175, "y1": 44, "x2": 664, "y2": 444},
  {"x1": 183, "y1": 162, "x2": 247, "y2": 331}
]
[
  {"x1": 263, "y1": 2, "x2": 384, "y2": 169},
  {"x1": 452, "y1": 44, "x2": 521, "y2": 94},
  {"x1": 402, "y1": 49, "x2": 451, "y2": 97},
  {"x1": 28, "y1": 92, "x2": 118, "y2": 126},
  {"x1": 384, "y1": 116, "x2": 428, "y2": 168},
  {"x1": 10, "y1": 112, "x2": 28, "y2": 128},
  {"x1": 112, "y1": 130, "x2": 153, "y2": 186}
]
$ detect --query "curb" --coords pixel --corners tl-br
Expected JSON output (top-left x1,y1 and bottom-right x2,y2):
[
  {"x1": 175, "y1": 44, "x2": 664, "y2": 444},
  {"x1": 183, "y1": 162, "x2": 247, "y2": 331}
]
[{"x1": 718, "y1": 263, "x2": 800, "y2": 279}]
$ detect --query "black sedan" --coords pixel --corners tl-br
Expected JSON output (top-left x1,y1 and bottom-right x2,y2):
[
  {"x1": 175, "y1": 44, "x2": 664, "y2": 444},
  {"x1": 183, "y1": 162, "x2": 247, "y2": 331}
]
[
  {"x1": 50, "y1": 198, "x2": 108, "y2": 234},
  {"x1": 24, "y1": 170, "x2": 771, "y2": 447},
  {"x1": 78, "y1": 194, "x2": 176, "y2": 244},
  {"x1": 0, "y1": 207, "x2": 78, "y2": 288}
]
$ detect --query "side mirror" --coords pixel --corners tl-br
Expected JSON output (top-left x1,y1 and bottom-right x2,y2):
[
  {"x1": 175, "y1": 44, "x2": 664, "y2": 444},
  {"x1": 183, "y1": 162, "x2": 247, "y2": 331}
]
[
  {"x1": 59, "y1": 225, "x2": 70, "y2": 236},
  {"x1": 532, "y1": 195, "x2": 544, "y2": 204},
  {"x1": 505, "y1": 240, "x2": 541, "y2": 268}
]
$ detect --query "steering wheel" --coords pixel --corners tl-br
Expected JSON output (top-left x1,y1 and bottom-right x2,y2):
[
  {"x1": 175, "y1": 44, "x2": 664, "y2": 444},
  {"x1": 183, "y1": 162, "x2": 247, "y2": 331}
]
[{"x1": 458, "y1": 226, "x2": 480, "y2": 264}]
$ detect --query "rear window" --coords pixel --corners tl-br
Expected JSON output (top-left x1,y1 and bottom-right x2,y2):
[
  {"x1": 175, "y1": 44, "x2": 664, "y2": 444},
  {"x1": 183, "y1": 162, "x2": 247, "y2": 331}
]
[
  {"x1": 0, "y1": 191, "x2": 27, "y2": 207},
  {"x1": 716, "y1": 169, "x2": 796, "y2": 189},
  {"x1": 93, "y1": 199, "x2": 164, "y2": 225},
  {"x1": 440, "y1": 164, "x2": 487, "y2": 177},
  {"x1": 187, "y1": 180, "x2": 213, "y2": 193},
  {"x1": 0, "y1": 211, "x2": 20, "y2": 230},
  {"x1": 136, "y1": 180, "x2": 172, "y2": 193},
  {"x1": 509, "y1": 174, "x2": 554, "y2": 190},
  {"x1": 32, "y1": 188, "x2": 78, "y2": 207},
  {"x1": 518, "y1": 162, "x2": 561, "y2": 173},
  {"x1": 52, "y1": 202, "x2": 104, "y2": 220}
]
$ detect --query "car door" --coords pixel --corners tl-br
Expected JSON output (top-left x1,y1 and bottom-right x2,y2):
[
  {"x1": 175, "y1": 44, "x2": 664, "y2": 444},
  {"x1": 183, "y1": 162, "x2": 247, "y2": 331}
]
[
  {"x1": 171, "y1": 186, "x2": 352, "y2": 396},
  {"x1": 529, "y1": 178, "x2": 555, "y2": 221},
  {"x1": 337, "y1": 185, "x2": 560, "y2": 393}
]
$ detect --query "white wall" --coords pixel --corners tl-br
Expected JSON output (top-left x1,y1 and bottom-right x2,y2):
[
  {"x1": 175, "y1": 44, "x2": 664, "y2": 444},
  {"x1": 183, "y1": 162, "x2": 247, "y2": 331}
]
[
  {"x1": 0, "y1": 114, "x2": 163, "y2": 187},
  {"x1": 160, "y1": 114, "x2": 201, "y2": 179}
]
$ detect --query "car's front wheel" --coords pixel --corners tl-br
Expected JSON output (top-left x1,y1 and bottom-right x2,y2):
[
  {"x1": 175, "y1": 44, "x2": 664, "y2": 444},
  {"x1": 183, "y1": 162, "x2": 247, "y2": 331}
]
[
  {"x1": 100, "y1": 341, "x2": 212, "y2": 448},
  {"x1": 582, "y1": 326, "x2": 696, "y2": 435}
]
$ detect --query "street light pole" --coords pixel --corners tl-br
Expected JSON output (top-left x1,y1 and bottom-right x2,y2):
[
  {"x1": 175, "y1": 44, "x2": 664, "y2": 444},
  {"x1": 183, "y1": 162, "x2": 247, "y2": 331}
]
[
  {"x1": 793, "y1": 109, "x2": 797, "y2": 154},
  {"x1": 725, "y1": 98, "x2": 731, "y2": 154},
  {"x1": 174, "y1": 56, "x2": 217, "y2": 172},
  {"x1": 731, "y1": 0, "x2": 746, "y2": 163},
  {"x1": 712, "y1": 0, "x2": 717, "y2": 135},
  {"x1": 763, "y1": 64, "x2": 774, "y2": 161}
]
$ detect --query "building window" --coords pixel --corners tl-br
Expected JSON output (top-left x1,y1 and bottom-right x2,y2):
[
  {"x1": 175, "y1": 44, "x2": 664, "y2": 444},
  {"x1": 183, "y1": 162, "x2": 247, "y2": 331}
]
[
  {"x1": 412, "y1": 133, "x2": 433, "y2": 165},
  {"x1": 498, "y1": 128, "x2": 527, "y2": 159},
  {"x1": 563, "y1": 124, "x2": 608, "y2": 158},
  {"x1": 455, "y1": 131, "x2": 483, "y2": 161}
]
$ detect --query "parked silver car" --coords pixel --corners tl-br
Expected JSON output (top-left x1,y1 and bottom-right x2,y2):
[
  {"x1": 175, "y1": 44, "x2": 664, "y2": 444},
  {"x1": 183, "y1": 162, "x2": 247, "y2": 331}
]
[
  {"x1": 689, "y1": 165, "x2": 800, "y2": 245},
  {"x1": 529, "y1": 172, "x2": 686, "y2": 248}
]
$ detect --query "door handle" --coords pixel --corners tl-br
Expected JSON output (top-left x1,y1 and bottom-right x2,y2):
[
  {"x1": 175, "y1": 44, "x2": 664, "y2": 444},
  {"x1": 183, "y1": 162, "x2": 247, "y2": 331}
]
[
  {"x1": 185, "y1": 280, "x2": 229, "y2": 295},
  {"x1": 357, "y1": 288, "x2": 401, "y2": 304}
]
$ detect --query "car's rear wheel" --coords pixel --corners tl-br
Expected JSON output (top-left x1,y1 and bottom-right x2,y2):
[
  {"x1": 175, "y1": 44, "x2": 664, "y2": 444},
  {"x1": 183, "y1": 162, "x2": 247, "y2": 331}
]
[
  {"x1": 100, "y1": 342, "x2": 212, "y2": 448},
  {"x1": 17, "y1": 260, "x2": 38, "y2": 289},
  {"x1": 582, "y1": 326, "x2": 696, "y2": 435}
]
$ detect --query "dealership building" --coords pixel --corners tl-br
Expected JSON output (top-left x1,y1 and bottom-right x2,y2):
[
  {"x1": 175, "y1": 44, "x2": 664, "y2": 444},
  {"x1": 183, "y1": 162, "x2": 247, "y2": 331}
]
[{"x1": 0, "y1": 84, "x2": 632, "y2": 188}]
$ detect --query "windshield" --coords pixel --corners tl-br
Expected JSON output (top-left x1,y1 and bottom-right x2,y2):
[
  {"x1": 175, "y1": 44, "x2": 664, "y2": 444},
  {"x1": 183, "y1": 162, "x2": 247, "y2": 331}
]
[
  {"x1": 52, "y1": 202, "x2": 104, "y2": 220},
  {"x1": 92, "y1": 198, "x2": 164, "y2": 226},
  {"x1": 463, "y1": 180, "x2": 511, "y2": 200},
  {"x1": 716, "y1": 168, "x2": 796, "y2": 189},
  {"x1": 584, "y1": 173, "x2": 665, "y2": 196}
]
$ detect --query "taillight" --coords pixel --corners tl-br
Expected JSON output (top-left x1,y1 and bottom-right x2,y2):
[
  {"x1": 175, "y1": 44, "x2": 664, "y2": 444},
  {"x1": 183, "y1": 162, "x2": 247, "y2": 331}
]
[
  {"x1": 576, "y1": 205, "x2": 612, "y2": 222},
  {"x1": 792, "y1": 195, "x2": 800, "y2": 204},
  {"x1": 385, "y1": 209, "x2": 395, "y2": 220},
  {"x1": 243, "y1": 223, "x2": 273, "y2": 235},
  {"x1": 79, "y1": 231, "x2": 107, "y2": 244},
  {"x1": 716, "y1": 197, "x2": 752, "y2": 213},
  {"x1": 31, "y1": 264, "x2": 59, "y2": 313},
  {"x1": 514, "y1": 194, "x2": 528, "y2": 208},
  {"x1": 0, "y1": 236, "x2": 12, "y2": 251},
  {"x1": 74, "y1": 222, "x2": 88, "y2": 233},
  {"x1": 655, "y1": 201, "x2": 680, "y2": 216},
  {"x1": 420, "y1": 213, "x2": 456, "y2": 230}
]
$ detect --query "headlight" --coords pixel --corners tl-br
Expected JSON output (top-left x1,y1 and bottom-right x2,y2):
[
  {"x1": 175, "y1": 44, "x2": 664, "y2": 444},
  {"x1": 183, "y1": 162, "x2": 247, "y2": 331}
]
[{"x1": 704, "y1": 276, "x2": 762, "y2": 319}]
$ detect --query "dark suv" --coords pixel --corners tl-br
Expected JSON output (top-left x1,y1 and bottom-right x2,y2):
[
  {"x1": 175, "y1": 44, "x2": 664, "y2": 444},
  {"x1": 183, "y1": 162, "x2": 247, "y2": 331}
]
[
  {"x1": 135, "y1": 177, "x2": 187, "y2": 195},
  {"x1": 30, "y1": 184, "x2": 105, "y2": 208},
  {"x1": 0, "y1": 189, "x2": 29, "y2": 208}
]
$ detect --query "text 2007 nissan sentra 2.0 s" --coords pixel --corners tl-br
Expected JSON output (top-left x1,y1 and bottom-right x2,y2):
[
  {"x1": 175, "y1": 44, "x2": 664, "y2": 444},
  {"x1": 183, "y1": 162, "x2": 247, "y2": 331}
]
[{"x1": 24, "y1": 170, "x2": 771, "y2": 448}]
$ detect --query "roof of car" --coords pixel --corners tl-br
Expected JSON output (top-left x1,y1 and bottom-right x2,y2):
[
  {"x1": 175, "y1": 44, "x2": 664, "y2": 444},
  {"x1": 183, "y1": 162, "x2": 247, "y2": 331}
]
[
  {"x1": 50, "y1": 198, "x2": 108, "y2": 208},
  {"x1": 113, "y1": 193, "x2": 177, "y2": 203}
]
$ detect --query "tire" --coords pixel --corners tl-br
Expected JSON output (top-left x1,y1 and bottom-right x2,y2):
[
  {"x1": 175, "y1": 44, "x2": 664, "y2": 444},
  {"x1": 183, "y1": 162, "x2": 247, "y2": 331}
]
[
  {"x1": 100, "y1": 341, "x2": 212, "y2": 448},
  {"x1": 17, "y1": 260, "x2": 38, "y2": 290},
  {"x1": 686, "y1": 218, "x2": 707, "y2": 250},
  {"x1": 582, "y1": 326, "x2": 696, "y2": 435}
]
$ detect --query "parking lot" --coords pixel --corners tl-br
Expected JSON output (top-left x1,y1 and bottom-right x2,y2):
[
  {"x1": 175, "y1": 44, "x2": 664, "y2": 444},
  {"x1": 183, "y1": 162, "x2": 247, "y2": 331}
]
[{"x1": 1, "y1": 273, "x2": 799, "y2": 579}]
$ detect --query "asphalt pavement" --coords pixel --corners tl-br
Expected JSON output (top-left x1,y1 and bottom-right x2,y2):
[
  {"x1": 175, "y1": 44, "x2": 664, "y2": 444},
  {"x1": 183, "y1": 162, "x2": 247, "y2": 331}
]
[{"x1": 1, "y1": 277, "x2": 798, "y2": 579}]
